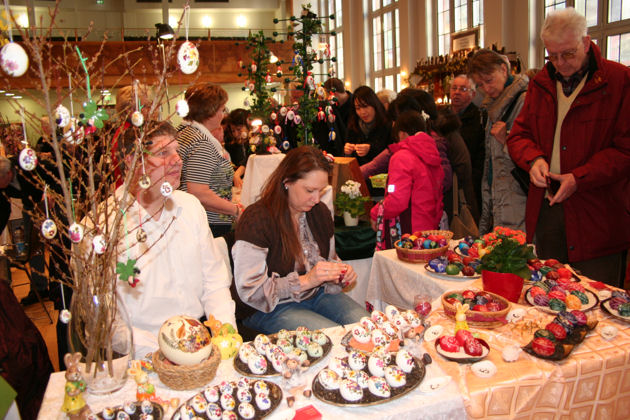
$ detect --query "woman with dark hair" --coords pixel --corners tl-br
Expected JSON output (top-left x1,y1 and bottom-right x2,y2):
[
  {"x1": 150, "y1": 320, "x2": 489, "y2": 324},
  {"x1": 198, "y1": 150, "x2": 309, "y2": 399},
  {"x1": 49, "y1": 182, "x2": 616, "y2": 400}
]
[
  {"x1": 223, "y1": 108, "x2": 251, "y2": 188},
  {"x1": 232, "y1": 146, "x2": 367, "y2": 333},
  {"x1": 177, "y1": 83, "x2": 241, "y2": 237},
  {"x1": 344, "y1": 86, "x2": 392, "y2": 166},
  {"x1": 369, "y1": 111, "x2": 445, "y2": 247},
  {"x1": 468, "y1": 49, "x2": 529, "y2": 233}
]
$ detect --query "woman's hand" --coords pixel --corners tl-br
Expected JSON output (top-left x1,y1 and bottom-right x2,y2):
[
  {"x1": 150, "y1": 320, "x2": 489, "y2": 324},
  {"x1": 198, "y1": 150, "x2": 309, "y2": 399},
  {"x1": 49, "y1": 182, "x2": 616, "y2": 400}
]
[
  {"x1": 355, "y1": 143, "x2": 371, "y2": 157},
  {"x1": 300, "y1": 261, "x2": 356, "y2": 290},
  {"x1": 344, "y1": 143, "x2": 356, "y2": 155},
  {"x1": 490, "y1": 121, "x2": 508, "y2": 145}
]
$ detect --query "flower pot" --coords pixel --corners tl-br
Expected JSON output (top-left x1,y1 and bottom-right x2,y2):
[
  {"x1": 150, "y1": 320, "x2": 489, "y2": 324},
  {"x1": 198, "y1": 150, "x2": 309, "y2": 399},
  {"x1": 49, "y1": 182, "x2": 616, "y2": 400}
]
[
  {"x1": 482, "y1": 270, "x2": 524, "y2": 303},
  {"x1": 343, "y1": 211, "x2": 359, "y2": 227}
]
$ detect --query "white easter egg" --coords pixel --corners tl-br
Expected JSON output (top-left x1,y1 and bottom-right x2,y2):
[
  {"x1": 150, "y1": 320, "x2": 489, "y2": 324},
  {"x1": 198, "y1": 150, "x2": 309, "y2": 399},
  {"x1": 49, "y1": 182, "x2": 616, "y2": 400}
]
[
  {"x1": 131, "y1": 111, "x2": 144, "y2": 127},
  {"x1": 68, "y1": 222, "x2": 84, "y2": 243},
  {"x1": 160, "y1": 181, "x2": 173, "y2": 197},
  {"x1": 41, "y1": 219, "x2": 57, "y2": 239},
  {"x1": 59, "y1": 309, "x2": 72, "y2": 324},
  {"x1": 92, "y1": 234, "x2": 107, "y2": 254},
  {"x1": 19, "y1": 147, "x2": 38, "y2": 171},
  {"x1": 176, "y1": 99, "x2": 189, "y2": 117},
  {"x1": 177, "y1": 41, "x2": 200, "y2": 75},
  {"x1": 55, "y1": 105, "x2": 71, "y2": 128},
  {"x1": 0, "y1": 42, "x2": 29, "y2": 77},
  {"x1": 158, "y1": 315, "x2": 212, "y2": 366}
]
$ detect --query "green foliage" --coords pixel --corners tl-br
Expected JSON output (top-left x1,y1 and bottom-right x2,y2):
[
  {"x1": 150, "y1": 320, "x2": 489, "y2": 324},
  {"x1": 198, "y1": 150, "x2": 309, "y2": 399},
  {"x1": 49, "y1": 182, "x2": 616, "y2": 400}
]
[
  {"x1": 242, "y1": 31, "x2": 276, "y2": 119},
  {"x1": 480, "y1": 235, "x2": 535, "y2": 280},
  {"x1": 334, "y1": 191, "x2": 369, "y2": 217}
]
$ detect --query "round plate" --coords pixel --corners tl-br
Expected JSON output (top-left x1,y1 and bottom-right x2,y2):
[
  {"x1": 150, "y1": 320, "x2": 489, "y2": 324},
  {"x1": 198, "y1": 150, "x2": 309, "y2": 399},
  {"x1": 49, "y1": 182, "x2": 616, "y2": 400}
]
[
  {"x1": 600, "y1": 298, "x2": 630, "y2": 324},
  {"x1": 423, "y1": 325, "x2": 444, "y2": 342},
  {"x1": 424, "y1": 264, "x2": 481, "y2": 280},
  {"x1": 312, "y1": 355, "x2": 425, "y2": 406},
  {"x1": 340, "y1": 319, "x2": 429, "y2": 353},
  {"x1": 471, "y1": 360, "x2": 497, "y2": 378},
  {"x1": 419, "y1": 376, "x2": 451, "y2": 393},
  {"x1": 434, "y1": 338, "x2": 490, "y2": 363},
  {"x1": 173, "y1": 379, "x2": 282, "y2": 419},
  {"x1": 525, "y1": 287, "x2": 599, "y2": 314},
  {"x1": 96, "y1": 401, "x2": 163, "y2": 420},
  {"x1": 233, "y1": 332, "x2": 332, "y2": 377}
]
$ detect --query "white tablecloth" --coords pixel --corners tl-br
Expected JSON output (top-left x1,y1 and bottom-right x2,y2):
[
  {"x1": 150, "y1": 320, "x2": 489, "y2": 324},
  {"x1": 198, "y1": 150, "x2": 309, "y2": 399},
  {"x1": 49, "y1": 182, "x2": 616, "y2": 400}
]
[
  {"x1": 240, "y1": 154, "x2": 286, "y2": 207},
  {"x1": 38, "y1": 326, "x2": 466, "y2": 420},
  {"x1": 366, "y1": 248, "x2": 476, "y2": 311}
]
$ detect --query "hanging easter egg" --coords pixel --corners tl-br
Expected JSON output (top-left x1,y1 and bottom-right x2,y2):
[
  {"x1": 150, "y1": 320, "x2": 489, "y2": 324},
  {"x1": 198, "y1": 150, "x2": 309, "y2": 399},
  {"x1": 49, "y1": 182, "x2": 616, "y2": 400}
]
[
  {"x1": 41, "y1": 218, "x2": 58, "y2": 239},
  {"x1": 329, "y1": 130, "x2": 336, "y2": 141},
  {"x1": 328, "y1": 113, "x2": 336, "y2": 123},
  {"x1": 176, "y1": 99, "x2": 189, "y2": 117},
  {"x1": 286, "y1": 110, "x2": 295, "y2": 121},
  {"x1": 279, "y1": 106, "x2": 288, "y2": 117},
  {"x1": 131, "y1": 111, "x2": 144, "y2": 127},
  {"x1": 0, "y1": 42, "x2": 29, "y2": 77},
  {"x1": 251, "y1": 62, "x2": 257, "y2": 73},
  {"x1": 316, "y1": 86, "x2": 326, "y2": 97},
  {"x1": 317, "y1": 109, "x2": 325, "y2": 121},
  {"x1": 18, "y1": 147, "x2": 38, "y2": 171},
  {"x1": 177, "y1": 41, "x2": 200, "y2": 75},
  {"x1": 63, "y1": 118, "x2": 84, "y2": 145},
  {"x1": 265, "y1": 73, "x2": 272, "y2": 83},
  {"x1": 248, "y1": 83, "x2": 255, "y2": 92},
  {"x1": 138, "y1": 174, "x2": 151, "y2": 189},
  {"x1": 282, "y1": 140, "x2": 290, "y2": 150},
  {"x1": 160, "y1": 181, "x2": 173, "y2": 197},
  {"x1": 274, "y1": 125, "x2": 282, "y2": 135},
  {"x1": 261, "y1": 125, "x2": 270, "y2": 134},
  {"x1": 92, "y1": 235, "x2": 107, "y2": 255},
  {"x1": 328, "y1": 67, "x2": 336, "y2": 77},
  {"x1": 270, "y1": 112, "x2": 277, "y2": 121},
  {"x1": 243, "y1": 97, "x2": 251, "y2": 107},
  {"x1": 55, "y1": 104, "x2": 71, "y2": 128},
  {"x1": 59, "y1": 309, "x2": 72, "y2": 324},
  {"x1": 136, "y1": 228, "x2": 147, "y2": 243},
  {"x1": 276, "y1": 66, "x2": 283, "y2": 77},
  {"x1": 294, "y1": 114, "x2": 302, "y2": 124},
  {"x1": 68, "y1": 222, "x2": 84, "y2": 243}
]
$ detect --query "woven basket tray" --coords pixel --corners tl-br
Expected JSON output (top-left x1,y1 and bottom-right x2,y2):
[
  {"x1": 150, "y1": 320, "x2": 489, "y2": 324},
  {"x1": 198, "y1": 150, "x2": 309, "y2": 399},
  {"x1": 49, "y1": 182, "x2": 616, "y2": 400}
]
[
  {"x1": 441, "y1": 290, "x2": 511, "y2": 329},
  {"x1": 152, "y1": 343, "x2": 220, "y2": 390},
  {"x1": 394, "y1": 230, "x2": 454, "y2": 263}
]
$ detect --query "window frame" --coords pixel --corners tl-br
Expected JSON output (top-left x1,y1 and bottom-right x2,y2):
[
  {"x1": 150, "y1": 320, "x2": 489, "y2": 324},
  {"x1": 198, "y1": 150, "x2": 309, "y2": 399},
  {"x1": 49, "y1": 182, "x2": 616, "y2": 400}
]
[{"x1": 366, "y1": 0, "x2": 401, "y2": 91}]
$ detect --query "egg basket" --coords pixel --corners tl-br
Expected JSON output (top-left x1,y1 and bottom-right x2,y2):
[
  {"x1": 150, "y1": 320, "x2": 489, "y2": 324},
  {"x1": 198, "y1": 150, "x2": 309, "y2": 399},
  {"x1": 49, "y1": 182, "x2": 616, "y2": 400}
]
[
  {"x1": 394, "y1": 230, "x2": 453, "y2": 263},
  {"x1": 152, "y1": 343, "x2": 220, "y2": 390},
  {"x1": 441, "y1": 290, "x2": 511, "y2": 329}
]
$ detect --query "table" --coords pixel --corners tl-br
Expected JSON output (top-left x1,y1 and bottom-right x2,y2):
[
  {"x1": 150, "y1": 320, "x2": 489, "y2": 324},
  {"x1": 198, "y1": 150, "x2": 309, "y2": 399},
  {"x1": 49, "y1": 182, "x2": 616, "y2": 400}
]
[
  {"x1": 424, "y1": 279, "x2": 630, "y2": 419},
  {"x1": 38, "y1": 326, "x2": 467, "y2": 420},
  {"x1": 240, "y1": 154, "x2": 286, "y2": 207},
  {"x1": 366, "y1": 248, "x2": 475, "y2": 311}
]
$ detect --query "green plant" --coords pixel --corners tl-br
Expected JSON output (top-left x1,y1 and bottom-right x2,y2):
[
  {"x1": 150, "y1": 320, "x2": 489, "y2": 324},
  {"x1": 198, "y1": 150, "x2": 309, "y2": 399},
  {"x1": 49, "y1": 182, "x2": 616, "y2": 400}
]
[
  {"x1": 334, "y1": 180, "x2": 369, "y2": 217},
  {"x1": 480, "y1": 235, "x2": 535, "y2": 280}
]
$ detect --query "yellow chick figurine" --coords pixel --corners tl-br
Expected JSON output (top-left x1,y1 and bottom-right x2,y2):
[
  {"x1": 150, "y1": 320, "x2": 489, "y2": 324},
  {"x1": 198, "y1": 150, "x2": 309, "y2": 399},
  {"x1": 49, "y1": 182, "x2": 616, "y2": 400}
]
[{"x1": 454, "y1": 302, "x2": 470, "y2": 333}]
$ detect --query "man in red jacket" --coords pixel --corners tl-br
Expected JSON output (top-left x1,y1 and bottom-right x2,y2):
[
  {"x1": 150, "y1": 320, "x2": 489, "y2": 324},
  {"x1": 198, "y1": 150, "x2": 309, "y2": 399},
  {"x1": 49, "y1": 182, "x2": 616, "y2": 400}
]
[{"x1": 507, "y1": 8, "x2": 630, "y2": 288}]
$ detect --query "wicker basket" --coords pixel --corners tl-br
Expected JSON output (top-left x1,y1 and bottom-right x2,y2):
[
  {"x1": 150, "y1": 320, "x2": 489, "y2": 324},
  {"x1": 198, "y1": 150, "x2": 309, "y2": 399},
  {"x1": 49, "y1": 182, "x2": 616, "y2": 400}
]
[
  {"x1": 394, "y1": 230, "x2": 454, "y2": 263},
  {"x1": 152, "y1": 343, "x2": 220, "y2": 390},
  {"x1": 441, "y1": 290, "x2": 511, "y2": 329}
]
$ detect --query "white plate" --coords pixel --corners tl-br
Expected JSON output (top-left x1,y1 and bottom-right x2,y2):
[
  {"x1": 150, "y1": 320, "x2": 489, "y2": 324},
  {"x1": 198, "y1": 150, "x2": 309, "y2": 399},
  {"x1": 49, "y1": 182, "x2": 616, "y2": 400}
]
[
  {"x1": 525, "y1": 287, "x2": 599, "y2": 314},
  {"x1": 419, "y1": 376, "x2": 451, "y2": 393},
  {"x1": 423, "y1": 325, "x2": 444, "y2": 342},
  {"x1": 424, "y1": 264, "x2": 481, "y2": 280},
  {"x1": 471, "y1": 360, "x2": 497, "y2": 378}
]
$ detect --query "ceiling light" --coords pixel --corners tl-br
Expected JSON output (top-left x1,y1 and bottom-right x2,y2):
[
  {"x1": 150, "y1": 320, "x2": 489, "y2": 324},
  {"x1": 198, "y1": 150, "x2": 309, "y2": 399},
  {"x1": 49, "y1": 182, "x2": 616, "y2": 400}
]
[
  {"x1": 13, "y1": 95, "x2": 22, "y2": 99},
  {"x1": 202, "y1": 15, "x2": 212, "y2": 28},
  {"x1": 16, "y1": 13, "x2": 28, "y2": 28},
  {"x1": 236, "y1": 15, "x2": 247, "y2": 28},
  {"x1": 155, "y1": 23, "x2": 175, "y2": 40},
  {"x1": 5, "y1": 92, "x2": 15, "y2": 96}
]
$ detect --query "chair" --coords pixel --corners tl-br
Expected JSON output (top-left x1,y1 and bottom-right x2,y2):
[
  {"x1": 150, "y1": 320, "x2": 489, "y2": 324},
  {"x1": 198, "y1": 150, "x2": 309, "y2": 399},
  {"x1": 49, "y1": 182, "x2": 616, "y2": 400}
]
[{"x1": 6, "y1": 218, "x2": 53, "y2": 324}]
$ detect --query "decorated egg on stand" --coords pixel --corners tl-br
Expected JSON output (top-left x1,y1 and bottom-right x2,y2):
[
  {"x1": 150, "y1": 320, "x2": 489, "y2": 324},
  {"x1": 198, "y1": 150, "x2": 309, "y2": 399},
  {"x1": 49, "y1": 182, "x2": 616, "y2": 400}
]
[
  {"x1": 0, "y1": 42, "x2": 29, "y2": 77},
  {"x1": 158, "y1": 315, "x2": 212, "y2": 365},
  {"x1": 177, "y1": 41, "x2": 200, "y2": 75}
]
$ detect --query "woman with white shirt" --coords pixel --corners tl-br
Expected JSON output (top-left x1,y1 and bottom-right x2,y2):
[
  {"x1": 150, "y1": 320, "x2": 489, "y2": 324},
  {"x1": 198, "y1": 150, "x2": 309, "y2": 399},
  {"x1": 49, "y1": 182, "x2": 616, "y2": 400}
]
[{"x1": 177, "y1": 83, "x2": 242, "y2": 237}]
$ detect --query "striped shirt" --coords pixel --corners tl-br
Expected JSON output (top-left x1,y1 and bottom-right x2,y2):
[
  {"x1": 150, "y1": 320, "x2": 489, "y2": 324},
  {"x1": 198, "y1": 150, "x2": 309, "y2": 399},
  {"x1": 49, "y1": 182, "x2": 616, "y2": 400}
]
[{"x1": 176, "y1": 122, "x2": 235, "y2": 226}]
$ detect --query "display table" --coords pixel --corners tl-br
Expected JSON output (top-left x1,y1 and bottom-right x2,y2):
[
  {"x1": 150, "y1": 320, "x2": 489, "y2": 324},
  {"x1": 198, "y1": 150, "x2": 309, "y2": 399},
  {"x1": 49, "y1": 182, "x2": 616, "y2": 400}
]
[
  {"x1": 366, "y1": 248, "x2": 475, "y2": 311},
  {"x1": 425, "y1": 278, "x2": 630, "y2": 419},
  {"x1": 38, "y1": 326, "x2": 466, "y2": 420}
]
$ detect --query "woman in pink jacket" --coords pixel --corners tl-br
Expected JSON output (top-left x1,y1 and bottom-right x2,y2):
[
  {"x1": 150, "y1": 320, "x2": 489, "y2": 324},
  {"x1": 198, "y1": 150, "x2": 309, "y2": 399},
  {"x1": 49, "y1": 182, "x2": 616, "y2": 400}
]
[{"x1": 370, "y1": 111, "x2": 445, "y2": 247}]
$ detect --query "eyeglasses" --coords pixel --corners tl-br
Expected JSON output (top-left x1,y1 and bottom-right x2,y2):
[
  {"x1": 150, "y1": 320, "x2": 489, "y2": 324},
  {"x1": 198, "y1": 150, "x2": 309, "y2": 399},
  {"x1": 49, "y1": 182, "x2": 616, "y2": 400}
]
[
  {"x1": 450, "y1": 86, "x2": 470, "y2": 92},
  {"x1": 545, "y1": 46, "x2": 579, "y2": 62}
]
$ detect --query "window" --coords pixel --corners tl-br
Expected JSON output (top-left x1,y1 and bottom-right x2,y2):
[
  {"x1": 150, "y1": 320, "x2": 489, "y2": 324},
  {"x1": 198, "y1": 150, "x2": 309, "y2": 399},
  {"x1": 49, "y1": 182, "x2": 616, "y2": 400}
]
[
  {"x1": 543, "y1": 1, "x2": 630, "y2": 65},
  {"x1": 366, "y1": 0, "x2": 401, "y2": 91},
  {"x1": 318, "y1": 0, "x2": 344, "y2": 81},
  {"x1": 436, "y1": 0, "x2": 484, "y2": 55}
]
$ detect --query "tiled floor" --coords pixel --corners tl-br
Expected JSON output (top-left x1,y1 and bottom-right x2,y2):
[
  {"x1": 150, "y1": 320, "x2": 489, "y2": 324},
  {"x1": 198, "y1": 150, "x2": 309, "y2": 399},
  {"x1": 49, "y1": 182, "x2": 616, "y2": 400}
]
[{"x1": 10, "y1": 268, "x2": 60, "y2": 372}]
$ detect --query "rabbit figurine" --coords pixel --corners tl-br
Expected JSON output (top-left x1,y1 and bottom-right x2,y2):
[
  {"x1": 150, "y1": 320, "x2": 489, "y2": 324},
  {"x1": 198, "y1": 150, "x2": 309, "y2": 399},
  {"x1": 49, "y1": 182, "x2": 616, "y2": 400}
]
[
  {"x1": 61, "y1": 352, "x2": 90, "y2": 419},
  {"x1": 127, "y1": 367, "x2": 155, "y2": 401},
  {"x1": 454, "y1": 302, "x2": 470, "y2": 333}
]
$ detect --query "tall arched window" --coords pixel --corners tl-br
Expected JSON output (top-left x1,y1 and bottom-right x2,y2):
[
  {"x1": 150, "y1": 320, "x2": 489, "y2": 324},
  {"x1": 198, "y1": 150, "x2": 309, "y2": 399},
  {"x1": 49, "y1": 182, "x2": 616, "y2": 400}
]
[
  {"x1": 366, "y1": 0, "x2": 401, "y2": 91},
  {"x1": 437, "y1": 0, "x2": 484, "y2": 55}
]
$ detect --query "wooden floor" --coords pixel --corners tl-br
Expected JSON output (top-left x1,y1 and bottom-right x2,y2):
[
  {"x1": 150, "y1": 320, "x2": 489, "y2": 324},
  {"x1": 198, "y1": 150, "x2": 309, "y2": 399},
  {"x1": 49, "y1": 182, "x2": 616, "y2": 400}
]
[{"x1": 10, "y1": 267, "x2": 61, "y2": 372}]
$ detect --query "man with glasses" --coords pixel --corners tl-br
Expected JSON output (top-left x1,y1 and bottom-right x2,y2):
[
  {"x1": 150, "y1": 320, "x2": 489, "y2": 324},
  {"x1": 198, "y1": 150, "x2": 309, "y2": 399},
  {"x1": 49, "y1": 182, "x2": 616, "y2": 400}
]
[
  {"x1": 507, "y1": 7, "x2": 630, "y2": 287},
  {"x1": 449, "y1": 75, "x2": 485, "y2": 218}
]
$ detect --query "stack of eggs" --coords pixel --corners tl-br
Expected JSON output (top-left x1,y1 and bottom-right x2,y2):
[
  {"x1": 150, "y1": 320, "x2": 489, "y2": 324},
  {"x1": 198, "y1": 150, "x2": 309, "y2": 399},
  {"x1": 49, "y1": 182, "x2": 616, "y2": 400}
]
[
  {"x1": 455, "y1": 236, "x2": 491, "y2": 258},
  {"x1": 396, "y1": 232, "x2": 448, "y2": 250},
  {"x1": 437, "y1": 330, "x2": 485, "y2": 356},
  {"x1": 100, "y1": 401, "x2": 156, "y2": 420},
  {"x1": 172, "y1": 378, "x2": 275, "y2": 420},
  {"x1": 528, "y1": 277, "x2": 589, "y2": 312},
  {"x1": 429, "y1": 250, "x2": 481, "y2": 276},
  {"x1": 317, "y1": 348, "x2": 416, "y2": 402},
  {"x1": 607, "y1": 291, "x2": 630, "y2": 317},
  {"x1": 529, "y1": 310, "x2": 588, "y2": 357},
  {"x1": 349, "y1": 305, "x2": 424, "y2": 352},
  {"x1": 238, "y1": 327, "x2": 327, "y2": 375}
]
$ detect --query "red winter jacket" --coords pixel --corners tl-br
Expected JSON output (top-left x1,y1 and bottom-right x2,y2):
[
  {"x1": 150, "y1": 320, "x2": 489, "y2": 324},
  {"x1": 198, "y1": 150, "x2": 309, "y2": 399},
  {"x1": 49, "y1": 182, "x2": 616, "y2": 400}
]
[
  {"x1": 507, "y1": 43, "x2": 630, "y2": 262},
  {"x1": 370, "y1": 132, "x2": 444, "y2": 233}
]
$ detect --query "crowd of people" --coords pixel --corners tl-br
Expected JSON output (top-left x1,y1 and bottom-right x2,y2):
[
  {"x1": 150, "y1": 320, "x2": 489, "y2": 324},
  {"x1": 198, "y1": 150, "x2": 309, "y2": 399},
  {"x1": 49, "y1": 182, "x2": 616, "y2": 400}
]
[{"x1": 1, "y1": 7, "x2": 628, "y2": 418}]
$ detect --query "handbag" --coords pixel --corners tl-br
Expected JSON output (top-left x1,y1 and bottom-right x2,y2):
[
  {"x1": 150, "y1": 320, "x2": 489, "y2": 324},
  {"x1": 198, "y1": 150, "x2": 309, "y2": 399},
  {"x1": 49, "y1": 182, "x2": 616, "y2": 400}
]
[
  {"x1": 449, "y1": 173, "x2": 479, "y2": 239},
  {"x1": 375, "y1": 200, "x2": 401, "y2": 251}
]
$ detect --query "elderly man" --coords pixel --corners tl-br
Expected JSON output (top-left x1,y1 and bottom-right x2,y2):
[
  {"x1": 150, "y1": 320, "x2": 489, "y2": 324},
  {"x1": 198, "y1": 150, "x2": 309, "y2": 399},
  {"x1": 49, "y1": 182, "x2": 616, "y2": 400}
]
[
  {"x1": 449, "y1": 74, "x2": 485, "y2": 218},
  {"x1": 507, "y1": 8, "x2": 630, "y2": 287}
]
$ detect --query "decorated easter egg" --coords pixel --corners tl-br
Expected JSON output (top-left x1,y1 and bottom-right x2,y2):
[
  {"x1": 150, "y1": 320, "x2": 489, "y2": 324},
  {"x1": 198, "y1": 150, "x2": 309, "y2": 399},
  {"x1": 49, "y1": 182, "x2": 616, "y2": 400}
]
[
  {"x1": 328, "y1": 356, "x2": 349, "y2": 377},
  {"x1": 19, "y1": 147, "x2": 38, "y2": 171},
  {"x1": 41, "y1": 219, "x2": 58, "y2": 239},
  {"x1": 158, "y1": 315, "x2": 212, "y2": 365},
  {"x1": 253, "y1": 334, "x2": 270, "y2": 355},
  {"x1": 339, "y1": 379, "x2": 363, "y2": 401},
  {"x1": 160, "y1": 181, "x2": 173, "y2": 197},
  {"x1": 203, "y1": 385, "x2": 220, "y2": 403},
  {"x1": 55, "y1": 104, "x2": 71, "y2": 128},
  {"x1": 346, "y1": 369, "x2": 369, "y2": 388},
  {"x1": 247, "y1": 353, "x2": 267, "y2": 375},
  {"x1": 384, "y1": 365, "x2": 406, "y2": 387},
  {"x1": 205, "y1": 403, "x2": 221, "y2": 420},
  {"x1": 68, "y1": 223, "x2": 84, "y2": 243},
  {"x1": 367, "y1": 354, "x2": 386, "y2": 377},
  {"x1": 92, "y1": 234, "x2": 106, "y2": 254},
  {"x1": 253, "y1": 380, "x2": 269, "y2": 395},
  {"x1": 294, "y1": 114, "x2": 302, "y2": 124},
  {"x1": 177, "y1": 41, "x2": 200, "y2": 74},
  {"x1": 131, "y1": 111, "x2": 144, "y2": 127},
  {"x1": 351, "y1": 325, "x2": 370, "y2": 343},
  {"x1": 219, "y1": 393, "x2": 235, "y2": 411},
  {"x1": 63, "y1": 118, "x2": 84, "y2": 145},
  {"x1": 176, "y1": 99, "x2": 189, "y2": 117},
  {"x1": 318, "y1": 368, "x2": 340, "y2": 390},
  {"x1": 359, "y1": 316, "x2": 377, "y2": 331},
  {"x1": 254, "y1": 392, "x2": 271, "y2": 410},
  {"x1": 237, "y1": 402, "x2": 255, "y2": 419},
  {"x1": 395, "y1": 349, "x2": 415, "y2": 373},
  {"x1": 0, "y1": 42, "x2": 29, "y2": 77},
  {"x1": 59, "y1": 309, "x2": 72, "y2": 324},
  {"x1": 367, "y1": 376, "x2": 391, "y2": 397},
  {"x1": 347, "y1": 350, "x2": 367, "y2": 371}
]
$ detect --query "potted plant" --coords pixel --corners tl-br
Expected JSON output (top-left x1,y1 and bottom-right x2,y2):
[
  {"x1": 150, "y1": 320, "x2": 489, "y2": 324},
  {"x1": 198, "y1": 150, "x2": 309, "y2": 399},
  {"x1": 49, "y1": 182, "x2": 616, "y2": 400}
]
[
  {"x1": 480, "y1": 234, "x2": 536, "y2": 302},
  {"x1": 334, "y1": 180, "x2": 370, "y2": 226}
]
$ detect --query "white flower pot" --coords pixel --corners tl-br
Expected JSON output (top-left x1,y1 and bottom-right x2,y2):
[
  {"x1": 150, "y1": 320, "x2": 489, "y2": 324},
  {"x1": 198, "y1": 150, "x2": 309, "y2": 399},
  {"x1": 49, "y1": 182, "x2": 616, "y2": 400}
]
[{"x1": 343, "y1": 211, "x2": 359, "y2": 227}]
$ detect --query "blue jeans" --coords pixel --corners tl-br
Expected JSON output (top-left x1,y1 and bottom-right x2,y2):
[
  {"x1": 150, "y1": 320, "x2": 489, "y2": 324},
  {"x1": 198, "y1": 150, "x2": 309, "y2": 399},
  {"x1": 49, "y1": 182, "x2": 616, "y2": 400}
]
[{"x1": 243, "y1": 288, "x2": 369, "y2": 334}]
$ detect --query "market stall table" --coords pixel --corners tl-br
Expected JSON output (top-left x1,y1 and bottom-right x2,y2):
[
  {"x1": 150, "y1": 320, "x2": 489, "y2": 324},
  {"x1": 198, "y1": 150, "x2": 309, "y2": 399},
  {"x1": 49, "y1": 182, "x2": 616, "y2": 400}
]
[
  {"x1": 38, "y1": 325, "x2": 467, "y2": 420},
  {"x1": 366, "y1": 248, "x2": 476, "y2": 311}
]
